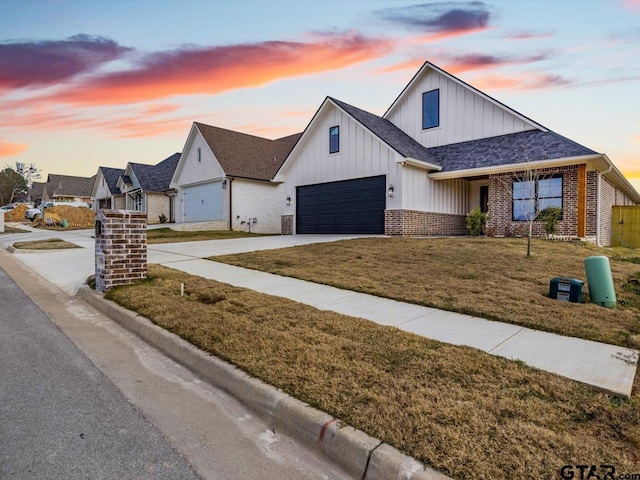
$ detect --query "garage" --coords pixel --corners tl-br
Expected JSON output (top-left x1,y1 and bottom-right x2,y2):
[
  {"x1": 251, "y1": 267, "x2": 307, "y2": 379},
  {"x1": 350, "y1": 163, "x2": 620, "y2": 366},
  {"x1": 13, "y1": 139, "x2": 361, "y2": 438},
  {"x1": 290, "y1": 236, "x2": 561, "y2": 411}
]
[
  {"x1": 296, "y1": 176, "x2": 386, "y2": 234},
  {"x1": 182, "y1": 181, "x2": 224, "y2": 222}
]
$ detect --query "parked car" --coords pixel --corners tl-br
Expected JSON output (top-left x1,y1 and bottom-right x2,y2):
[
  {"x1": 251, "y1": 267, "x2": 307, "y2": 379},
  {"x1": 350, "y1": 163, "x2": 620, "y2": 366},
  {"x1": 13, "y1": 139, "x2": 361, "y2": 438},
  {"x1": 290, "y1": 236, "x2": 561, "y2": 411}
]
[{"x1": 1, "y1": 204, "x2": 16, "y2": 212}]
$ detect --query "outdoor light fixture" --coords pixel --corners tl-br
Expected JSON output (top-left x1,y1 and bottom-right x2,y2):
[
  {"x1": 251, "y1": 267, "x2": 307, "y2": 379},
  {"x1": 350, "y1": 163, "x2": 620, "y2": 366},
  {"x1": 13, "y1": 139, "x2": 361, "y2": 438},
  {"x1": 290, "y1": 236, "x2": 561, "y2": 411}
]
[
  {"x1": 286, "y1": 195, "x2": 291, "y2": 205},
  {"x1": 222, "y1": 179, "x2": 227, "y2": 188},
  {"x1": 388, "y1": 185, "x2": 395, "y2": 197}
]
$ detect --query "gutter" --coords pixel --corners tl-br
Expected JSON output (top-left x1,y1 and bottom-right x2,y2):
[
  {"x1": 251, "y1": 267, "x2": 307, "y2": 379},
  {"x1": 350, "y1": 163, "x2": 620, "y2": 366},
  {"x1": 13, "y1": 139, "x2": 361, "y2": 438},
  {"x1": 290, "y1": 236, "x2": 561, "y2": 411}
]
[
  {"x1": 596, "y1": 164, "x2": 613, "y2": 247},
  {"x1": 396, "y1": 157, "x2": 442, "y2": 171},
  {"x1": 228, "y1": 177, "x2": 234, "y2": 231}
]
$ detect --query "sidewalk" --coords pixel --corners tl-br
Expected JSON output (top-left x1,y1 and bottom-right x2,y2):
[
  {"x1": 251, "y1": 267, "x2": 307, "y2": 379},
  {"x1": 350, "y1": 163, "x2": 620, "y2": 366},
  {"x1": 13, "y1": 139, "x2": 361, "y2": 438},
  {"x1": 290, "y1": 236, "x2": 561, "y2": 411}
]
[
  {"x1": 161, "y1": 258, "x2": 638, "y2": 398},
  {"x1": 1, "y1": 226, "x2": 636, "y2": 397}
]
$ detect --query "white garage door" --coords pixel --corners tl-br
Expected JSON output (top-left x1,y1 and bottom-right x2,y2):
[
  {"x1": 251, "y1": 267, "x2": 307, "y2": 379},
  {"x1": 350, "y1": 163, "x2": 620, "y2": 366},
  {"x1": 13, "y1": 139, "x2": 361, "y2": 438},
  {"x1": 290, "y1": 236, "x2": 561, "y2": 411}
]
[{"x1": 182, "y1": 181, "x2": 224, "y2": 222}]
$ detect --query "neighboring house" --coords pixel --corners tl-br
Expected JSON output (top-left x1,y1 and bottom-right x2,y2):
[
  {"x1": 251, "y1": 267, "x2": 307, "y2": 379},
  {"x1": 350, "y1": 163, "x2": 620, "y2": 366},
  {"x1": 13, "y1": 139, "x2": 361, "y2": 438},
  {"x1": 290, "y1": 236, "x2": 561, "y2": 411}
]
[
  {"x1": 170, "y1": 122, "x2": 301, "y2": 233},
  {"x1": 276, "y1": 61, "x2": 639, "y2": 245},
  {"x1": 91, "y1": 167, "x2": 126, "y2": 211},
  {"x1": 28, "y1": 181, "x2": 46, "y2": 205},
  {"x1": 42, "y1": 174, "x2": 96, "y2": 205},
  {"x1": 119, "y1": 153, "x2": 181, "y2": 223}
]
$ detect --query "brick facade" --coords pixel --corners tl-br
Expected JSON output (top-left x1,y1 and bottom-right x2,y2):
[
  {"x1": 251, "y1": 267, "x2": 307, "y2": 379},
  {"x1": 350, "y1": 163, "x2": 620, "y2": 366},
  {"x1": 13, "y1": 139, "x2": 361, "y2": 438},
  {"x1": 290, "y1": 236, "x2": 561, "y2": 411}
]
[
  {"x1": 281, "y1": 215, "x2": 293, "y2": 235},
  {"x1": 385, "y1": 209, "x2": 467, "y2": 236},
  {"x1": 487, "y1": 165, "x2": 580, "y2": 237},
  {"x1": 95, "y1": 210, "x2": 147, "y2": 293}
]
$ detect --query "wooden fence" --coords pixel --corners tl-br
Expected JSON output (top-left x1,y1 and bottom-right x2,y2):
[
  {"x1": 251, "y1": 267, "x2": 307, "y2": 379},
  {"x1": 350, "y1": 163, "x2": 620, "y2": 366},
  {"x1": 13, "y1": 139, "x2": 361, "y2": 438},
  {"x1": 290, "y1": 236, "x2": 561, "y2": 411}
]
[{"x1": 612, "y1": 206, "x2": 640, "y2": 248}]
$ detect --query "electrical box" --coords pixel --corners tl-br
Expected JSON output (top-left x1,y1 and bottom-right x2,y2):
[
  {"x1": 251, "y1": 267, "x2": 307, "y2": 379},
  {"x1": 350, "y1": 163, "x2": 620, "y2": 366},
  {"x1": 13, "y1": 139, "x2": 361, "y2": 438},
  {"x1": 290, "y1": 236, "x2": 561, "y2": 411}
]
[{"x1": 549, "y1": 277, "x2": 584, "y2": 303}]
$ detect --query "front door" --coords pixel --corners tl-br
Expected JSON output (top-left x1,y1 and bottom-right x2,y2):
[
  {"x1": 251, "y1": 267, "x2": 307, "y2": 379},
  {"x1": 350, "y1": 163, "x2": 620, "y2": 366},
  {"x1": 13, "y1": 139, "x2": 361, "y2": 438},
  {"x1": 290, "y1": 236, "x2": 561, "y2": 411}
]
[{"x1": 480, "y1": 185, "x2": 489, "y2": 214}]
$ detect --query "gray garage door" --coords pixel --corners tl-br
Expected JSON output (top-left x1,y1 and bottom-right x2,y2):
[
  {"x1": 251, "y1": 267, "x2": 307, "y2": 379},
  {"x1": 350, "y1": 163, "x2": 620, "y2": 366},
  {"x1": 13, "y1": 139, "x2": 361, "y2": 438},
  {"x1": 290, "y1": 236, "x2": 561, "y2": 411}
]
[
  {"x1": 296, "y1": 176, "x2": 386, "y2": 234},
  {"x1": 182, "y1": 181, "x2": 224, "y2": 222}
]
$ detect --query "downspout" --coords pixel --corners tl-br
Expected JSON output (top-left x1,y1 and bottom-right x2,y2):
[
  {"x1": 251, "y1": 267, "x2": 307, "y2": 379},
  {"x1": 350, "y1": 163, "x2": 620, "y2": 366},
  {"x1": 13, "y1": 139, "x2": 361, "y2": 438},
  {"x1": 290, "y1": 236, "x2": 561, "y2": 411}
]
[
  {"x1": 596, "y1": 164, "x2": 613, "y2": 247},
  {"x1": 228, "y1": 177, "x2": 234, "y2": 231}
]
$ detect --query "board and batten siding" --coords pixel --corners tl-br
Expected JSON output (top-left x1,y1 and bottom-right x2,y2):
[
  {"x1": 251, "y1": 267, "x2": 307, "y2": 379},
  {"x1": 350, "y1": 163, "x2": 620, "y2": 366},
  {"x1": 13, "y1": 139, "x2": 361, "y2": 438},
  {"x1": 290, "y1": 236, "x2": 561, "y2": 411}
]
[
  {"x1": 385, "y1": 68, "x2": 536, "y2": 148},
  {"x1": 402, "y1": 165, "x2": 469, "y2": 214},
  {"x1": 280, "y1": 103, "x2": 404, "y2": 220},
  {"x1": 92, "y1": 171, "x2": 112, "y2": 212}
]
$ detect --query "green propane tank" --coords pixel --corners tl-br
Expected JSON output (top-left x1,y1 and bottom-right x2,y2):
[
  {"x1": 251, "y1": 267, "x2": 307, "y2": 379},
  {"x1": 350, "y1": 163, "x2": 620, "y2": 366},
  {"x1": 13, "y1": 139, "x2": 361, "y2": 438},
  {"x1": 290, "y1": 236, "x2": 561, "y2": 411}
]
[{"x1": 584, "y1": 256, "x2": 616, "y2": 308}]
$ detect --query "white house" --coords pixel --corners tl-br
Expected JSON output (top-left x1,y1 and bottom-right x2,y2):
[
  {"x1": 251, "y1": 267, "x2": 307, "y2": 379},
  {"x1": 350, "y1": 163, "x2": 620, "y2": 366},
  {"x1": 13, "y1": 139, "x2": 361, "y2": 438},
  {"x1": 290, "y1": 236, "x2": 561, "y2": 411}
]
[
  {"x1": 170, "y1": 122, "x2": 300, "y2": 234},
  {"x1": 92, "y1": 166, "x2": 126, "y2": 211},
  {"x1": 275, "y1": 61, "x2": 639, "y2": 245}
]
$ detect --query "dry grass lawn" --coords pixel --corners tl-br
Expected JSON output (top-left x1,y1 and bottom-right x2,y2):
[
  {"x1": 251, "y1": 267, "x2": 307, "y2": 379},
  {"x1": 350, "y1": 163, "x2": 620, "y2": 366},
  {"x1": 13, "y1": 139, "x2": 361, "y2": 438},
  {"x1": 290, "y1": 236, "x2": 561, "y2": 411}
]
[
  {"x1": 147, "y1": 227, "x2": 271, "y2": 244},
  {"x1": 215, "y1": 237, "x2": 640, "y2": 348},
  {"x1": 0, "y1": 226, "x2": 29, "y2": 234},
  {"x1": 106, "y1": 265, "x2": 640, "y2": 480},
  {"x1": 12, "y1": 238, "x2": 80, "y2": 250}
]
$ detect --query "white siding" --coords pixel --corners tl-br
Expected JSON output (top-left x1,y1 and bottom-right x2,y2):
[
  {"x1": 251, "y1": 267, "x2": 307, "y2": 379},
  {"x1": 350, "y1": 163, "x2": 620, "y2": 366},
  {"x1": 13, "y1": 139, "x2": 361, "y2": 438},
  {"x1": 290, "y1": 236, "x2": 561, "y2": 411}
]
[
  {"x1": 385, "y1": 68, "x2": 536, "y2": 148},
  {"x1": 281, "y1": 103, "x2": 402, "y2": 224},
  {"x1": 173, "y1": 128, "x2": 226, "y2": 223},
  {"x1": 402, "y1": 166, "x2": 469, "y2": 214},
  {"x1": 92, "y1": 170, "x2": 111, "y2": 212},
  {"x1": 468, "y1": 179, "x2": 488, "y2": 212},
  {"x1": 231, "y1": 179, "x2": 282, "y2": 234}
]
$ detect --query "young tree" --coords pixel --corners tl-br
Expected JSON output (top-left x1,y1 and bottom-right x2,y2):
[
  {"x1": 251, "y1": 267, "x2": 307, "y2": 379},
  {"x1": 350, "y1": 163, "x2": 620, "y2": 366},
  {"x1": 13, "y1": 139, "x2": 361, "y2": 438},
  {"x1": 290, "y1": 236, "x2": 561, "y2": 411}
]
[
  {"x1": 0, "y1": 162, "x2": 41, "y2": 205},
  {"x1": 493, "y1": 149, "x2": 561, "y2": 257}
]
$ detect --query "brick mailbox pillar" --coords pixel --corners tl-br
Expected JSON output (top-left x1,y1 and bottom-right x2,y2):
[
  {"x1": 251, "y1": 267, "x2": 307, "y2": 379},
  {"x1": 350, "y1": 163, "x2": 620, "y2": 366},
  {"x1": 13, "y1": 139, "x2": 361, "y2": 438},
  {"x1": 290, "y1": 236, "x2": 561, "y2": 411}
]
[{"x1": 95, "y1": 210, "x2": 147, "y2": 293}]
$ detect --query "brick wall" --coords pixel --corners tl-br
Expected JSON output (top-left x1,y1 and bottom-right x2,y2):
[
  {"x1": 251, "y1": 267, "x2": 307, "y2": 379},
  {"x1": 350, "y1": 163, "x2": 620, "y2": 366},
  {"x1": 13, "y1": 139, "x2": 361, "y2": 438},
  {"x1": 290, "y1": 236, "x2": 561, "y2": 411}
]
[
  {"x1": 281, "y1": 215, "x2": 293, "y2": 235},
  {"x1": 385, "y1": 209, "x2": 467, "y2": 236},
  {"x1": 586, "y1": 171, "x2": 598, "y2": 237},
  {"x1": 95, "y1": 210, "x2": 147, "y2": 293},
  {"x1": 487, "y1": 165, "x2": 579, "y2": 237}
]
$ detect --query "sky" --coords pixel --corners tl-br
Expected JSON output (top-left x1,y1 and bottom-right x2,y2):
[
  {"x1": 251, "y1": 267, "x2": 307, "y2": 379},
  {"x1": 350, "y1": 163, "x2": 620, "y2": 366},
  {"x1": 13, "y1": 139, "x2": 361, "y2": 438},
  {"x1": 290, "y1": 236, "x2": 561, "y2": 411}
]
[{"x1": 0, "y1": 0, "x2": 639, "y2": 191}]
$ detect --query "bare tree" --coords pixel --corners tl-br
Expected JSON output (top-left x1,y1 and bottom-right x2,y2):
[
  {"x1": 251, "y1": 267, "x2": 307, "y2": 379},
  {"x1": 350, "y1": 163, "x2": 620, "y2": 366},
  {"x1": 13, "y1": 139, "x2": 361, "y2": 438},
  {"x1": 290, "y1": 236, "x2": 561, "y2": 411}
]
[
  {"x1": 492, "y1": 149, "x2": 561, "y2": 257},
  {"x1": 0, "y1": 162, "x2": 41, "y2": 205}
]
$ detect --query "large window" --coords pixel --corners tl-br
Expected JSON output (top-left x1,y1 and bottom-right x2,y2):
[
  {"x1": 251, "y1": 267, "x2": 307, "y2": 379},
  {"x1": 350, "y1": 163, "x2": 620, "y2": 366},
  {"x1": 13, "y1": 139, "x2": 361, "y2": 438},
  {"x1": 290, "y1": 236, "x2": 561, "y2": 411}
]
[
  {"x1": 422, "y1": 89, "x2": 439, "y2": 130},
  {"x1": 329, "y1": 126, "x2": 339, "y2": 154},
  {"x1": 513, "y1": 175, "x2": 562, "y2": 221},
  {"x1": 133, "y1": 192, "x2": 143, "y2": 211}
]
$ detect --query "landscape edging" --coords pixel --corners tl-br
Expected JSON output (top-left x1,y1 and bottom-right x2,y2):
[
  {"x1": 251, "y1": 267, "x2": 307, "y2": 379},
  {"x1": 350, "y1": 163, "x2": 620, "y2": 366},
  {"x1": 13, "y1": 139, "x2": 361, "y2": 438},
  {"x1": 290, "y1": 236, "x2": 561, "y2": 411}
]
[{"x1": 77, "y1": 285, "x2": 450, "y2": 480}]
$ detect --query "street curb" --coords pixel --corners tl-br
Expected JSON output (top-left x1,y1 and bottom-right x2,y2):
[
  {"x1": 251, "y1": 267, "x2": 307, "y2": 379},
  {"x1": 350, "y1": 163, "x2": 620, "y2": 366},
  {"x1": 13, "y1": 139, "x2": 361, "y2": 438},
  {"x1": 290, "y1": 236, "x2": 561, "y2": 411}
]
[{"x1": 78, "y1": 285, "x2": 450, "y2": 480}]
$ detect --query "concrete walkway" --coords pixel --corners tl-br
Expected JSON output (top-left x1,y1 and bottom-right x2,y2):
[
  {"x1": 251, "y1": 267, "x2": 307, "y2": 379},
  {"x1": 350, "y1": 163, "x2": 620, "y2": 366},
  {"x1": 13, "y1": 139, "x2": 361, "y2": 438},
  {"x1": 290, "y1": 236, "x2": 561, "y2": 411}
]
[{"x1": 1, "y1": 225, "x2": 636, "y2": 397}]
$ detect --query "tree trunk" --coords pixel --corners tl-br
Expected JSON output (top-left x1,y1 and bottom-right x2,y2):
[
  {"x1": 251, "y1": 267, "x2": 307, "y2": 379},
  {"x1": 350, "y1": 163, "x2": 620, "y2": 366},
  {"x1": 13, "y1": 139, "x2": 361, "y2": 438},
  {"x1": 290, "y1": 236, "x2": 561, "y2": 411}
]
[{"x1": 527, "y1": 221, "x2": 533, "y2": 257}]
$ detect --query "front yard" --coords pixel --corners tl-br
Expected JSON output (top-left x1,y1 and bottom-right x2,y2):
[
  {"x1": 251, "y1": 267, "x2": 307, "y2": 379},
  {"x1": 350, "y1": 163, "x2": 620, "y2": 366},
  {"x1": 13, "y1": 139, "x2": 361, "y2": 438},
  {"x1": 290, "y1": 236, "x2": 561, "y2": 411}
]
[
  {"x1": 106, "y1": 265, "x2": 640, "y2": 480},
  {"x1": 146, "y1": 227, "x2": 271, "y2": 244},
  {"x1": 214, "y1": 237, "x2": 640, "y2": 348}
]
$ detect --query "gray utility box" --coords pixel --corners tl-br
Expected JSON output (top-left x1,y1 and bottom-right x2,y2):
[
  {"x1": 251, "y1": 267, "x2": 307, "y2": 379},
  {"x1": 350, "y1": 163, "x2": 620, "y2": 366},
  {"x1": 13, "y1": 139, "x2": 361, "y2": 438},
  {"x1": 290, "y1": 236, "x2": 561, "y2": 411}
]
[{"x1": 549, "y1": 277, "x2": 584, "y2": 303}]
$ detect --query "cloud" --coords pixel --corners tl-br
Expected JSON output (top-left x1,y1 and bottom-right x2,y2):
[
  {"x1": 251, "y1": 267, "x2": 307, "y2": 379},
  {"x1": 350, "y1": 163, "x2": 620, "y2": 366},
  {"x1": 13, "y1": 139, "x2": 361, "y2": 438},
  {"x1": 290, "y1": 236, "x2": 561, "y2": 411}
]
[
  {"x1": 0, "y1": 140, "x2": 28, "y2": 157},
  {"x1": 501, "y1": 29, "x2": 556, "y2": 40},
  {"x1": 624, "y1": 0, "x2": 640, "y2": 11},
  {"x1": 46, "y1": 31, "x2": 391, "y2": 106},
  {"x1": 0, "y1": 34, "x2": 130, "y2": 91},
  {"x1": 376, "y1": 2, "x2": 491, "y2": 39},
  {"x1": 471, "y1": 72, "x2": 572, "y2": 91}
]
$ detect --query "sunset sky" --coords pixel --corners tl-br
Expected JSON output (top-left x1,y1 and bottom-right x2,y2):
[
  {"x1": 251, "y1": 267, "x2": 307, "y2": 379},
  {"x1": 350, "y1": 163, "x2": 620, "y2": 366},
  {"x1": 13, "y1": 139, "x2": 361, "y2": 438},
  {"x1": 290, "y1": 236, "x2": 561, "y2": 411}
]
[{"x1": 1, "y1": 0, "x2": 639, "y2": 191}]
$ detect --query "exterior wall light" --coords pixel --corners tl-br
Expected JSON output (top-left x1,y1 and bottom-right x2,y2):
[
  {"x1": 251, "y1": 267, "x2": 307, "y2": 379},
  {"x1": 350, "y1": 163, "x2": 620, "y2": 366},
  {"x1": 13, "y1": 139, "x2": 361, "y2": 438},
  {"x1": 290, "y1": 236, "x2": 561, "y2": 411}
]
[
  {"x1": 388, "y1": 185, "x2": 395, "y2": 197},
  {"x1": 222, "y1": 179, "x2": 227, "y2": 188},
  {"x1": 286, "y1": 195, "x2": 291, "y2": 205}
]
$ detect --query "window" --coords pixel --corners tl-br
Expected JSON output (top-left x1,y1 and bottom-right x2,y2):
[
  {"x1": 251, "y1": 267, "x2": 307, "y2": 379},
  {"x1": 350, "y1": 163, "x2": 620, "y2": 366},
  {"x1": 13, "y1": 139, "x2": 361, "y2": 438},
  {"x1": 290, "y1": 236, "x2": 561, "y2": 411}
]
[
  {"x1": 422, "y1": 89, "x2": 439, "y2": 129},
  {"x1": 512, "y1": 175, "x2": 562, "y2": 221},
  {"x1": 329, "y1": 126, "x2": 339, "y2": 154},
  {"x1": 133, "y1": 192, "x2": 143, "y2": 211},
  {"x1": 197, "y1": 147, "x2": 201, "y2": 162}
]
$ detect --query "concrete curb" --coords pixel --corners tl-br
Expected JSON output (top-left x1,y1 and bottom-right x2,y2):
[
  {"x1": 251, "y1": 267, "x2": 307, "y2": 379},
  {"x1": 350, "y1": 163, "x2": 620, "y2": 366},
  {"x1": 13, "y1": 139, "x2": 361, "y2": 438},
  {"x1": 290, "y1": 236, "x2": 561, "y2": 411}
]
[{"x1": 77, "y1": 285, "x2": 451, "y2": 480}]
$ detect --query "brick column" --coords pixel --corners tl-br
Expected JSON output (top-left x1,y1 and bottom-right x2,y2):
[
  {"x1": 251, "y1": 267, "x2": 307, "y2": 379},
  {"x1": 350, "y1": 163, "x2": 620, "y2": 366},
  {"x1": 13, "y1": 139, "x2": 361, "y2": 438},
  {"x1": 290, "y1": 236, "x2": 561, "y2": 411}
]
[{"x1": 95, "y1": 210, "x2": 147, "y2": 293}]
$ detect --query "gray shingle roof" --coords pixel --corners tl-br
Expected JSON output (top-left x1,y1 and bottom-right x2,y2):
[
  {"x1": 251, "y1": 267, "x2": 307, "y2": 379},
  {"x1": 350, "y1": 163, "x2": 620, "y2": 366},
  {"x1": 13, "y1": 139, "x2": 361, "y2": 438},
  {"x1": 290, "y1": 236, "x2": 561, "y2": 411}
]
[
  {"x1": 47, "y1": 174, "x2": 96, "y2": 198},
  {"x1": 29, "y1": 181, "x2": 46, "y2": 201},
  {"x1": 130, "y1": 153, "x2": 181, "y2": 192},
  {"x1": 426, "y1": 130, "x2": 597, "y2": 172},
  {"x1": 98, "y1": 167, "x2": 125, "y2": 194},
  {"x1": 196, "y1": 122, "x2": 302, "y2": 181},
  {"x1": 329, "y1": 97, "x2": 437, "y2": 165}
]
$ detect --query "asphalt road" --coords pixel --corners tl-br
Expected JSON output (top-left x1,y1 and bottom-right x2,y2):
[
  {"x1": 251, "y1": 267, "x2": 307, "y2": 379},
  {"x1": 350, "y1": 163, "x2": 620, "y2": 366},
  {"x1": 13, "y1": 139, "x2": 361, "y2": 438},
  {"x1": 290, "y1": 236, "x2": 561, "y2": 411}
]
[{"x1": 0, "y1": 266, "x2": 200, "y2": 479}]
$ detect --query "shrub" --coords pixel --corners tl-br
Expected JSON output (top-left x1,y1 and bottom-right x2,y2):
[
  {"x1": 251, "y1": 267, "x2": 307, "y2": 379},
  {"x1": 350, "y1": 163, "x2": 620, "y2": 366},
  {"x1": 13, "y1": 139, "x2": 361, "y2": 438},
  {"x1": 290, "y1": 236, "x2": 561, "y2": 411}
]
[
  {"x1": 539, "y1": 207, "x2": 562, "y2": 235},
  {"x1": 158, "y1": 213, "x2": 168, "y2": 224},
  {"x1": 465, "y1": 207, "x2": 489, "y2": 236}
]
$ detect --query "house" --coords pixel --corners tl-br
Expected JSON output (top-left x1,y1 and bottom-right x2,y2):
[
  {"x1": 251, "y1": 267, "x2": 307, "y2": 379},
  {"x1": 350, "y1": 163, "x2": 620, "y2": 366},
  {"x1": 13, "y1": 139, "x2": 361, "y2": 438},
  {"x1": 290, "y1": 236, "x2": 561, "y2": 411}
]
[
  {"x1": 28, "y1": 181, "x2": 46, "y2": 205},
  {"x1": 91, "y1": 167, "x2": 126, "y2": 211},
  {"x1": 41, "y1": 174, "x2": 96, "y2": 206},
  {"x1": 276, "y1": 61, "x2": 639, "y2": 245},
  {"x1": 170, "y1": 122, "x2": 301, "y2": 233}
]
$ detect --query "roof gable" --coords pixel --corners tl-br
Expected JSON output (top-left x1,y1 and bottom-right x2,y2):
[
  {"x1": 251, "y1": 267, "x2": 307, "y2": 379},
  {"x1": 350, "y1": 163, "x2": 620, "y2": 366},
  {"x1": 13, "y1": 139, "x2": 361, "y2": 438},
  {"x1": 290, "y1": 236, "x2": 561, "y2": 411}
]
[
  {"x1": 47, "y1": 173, "x2": 96, "y2": 198},
  {"x1": 129, "y1": 153, "x2": 180, "y2": 192}
]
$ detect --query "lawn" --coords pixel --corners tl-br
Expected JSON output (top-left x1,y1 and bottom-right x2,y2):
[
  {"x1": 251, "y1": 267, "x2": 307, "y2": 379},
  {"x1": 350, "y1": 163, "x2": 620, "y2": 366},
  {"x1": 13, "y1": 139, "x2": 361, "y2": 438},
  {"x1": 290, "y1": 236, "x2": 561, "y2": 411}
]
[
  {"x1": 105, "y1": 265, "x2": 640, "y2": 480},
  {"x1": 214, "y1": 237, "x2": 640, "y2": 348},
  {"x1": 0, "y1": 226, "x2": 29, "y2": 234},
  {"x1": 12, "y1": 238, "x2": 80, "y2": 250},
  {"x1": 146, "y1": 227, "x2": 271, "y2": 244}
]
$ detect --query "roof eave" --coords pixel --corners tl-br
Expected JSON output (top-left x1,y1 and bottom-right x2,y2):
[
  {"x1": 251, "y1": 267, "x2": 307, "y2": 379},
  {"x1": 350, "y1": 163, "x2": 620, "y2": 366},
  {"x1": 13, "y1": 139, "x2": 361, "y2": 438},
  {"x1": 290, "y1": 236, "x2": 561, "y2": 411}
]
[
  {"x1": 397, "y1": 157, "x2": 442, "y2": 171},
  {"x1": 428, "y1": 154, "x2": 603, "y2": 180},
  {"x1": 600, "y1": 154, "x2": 640, "y2": 204}
]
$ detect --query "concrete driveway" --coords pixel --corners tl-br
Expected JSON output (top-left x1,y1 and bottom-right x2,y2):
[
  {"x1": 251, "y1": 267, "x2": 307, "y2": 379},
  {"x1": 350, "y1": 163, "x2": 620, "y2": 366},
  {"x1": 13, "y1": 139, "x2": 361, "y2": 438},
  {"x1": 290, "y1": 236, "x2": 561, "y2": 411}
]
[{"x1": 0, "y1": 226, "x2": 377, "y2": 294}]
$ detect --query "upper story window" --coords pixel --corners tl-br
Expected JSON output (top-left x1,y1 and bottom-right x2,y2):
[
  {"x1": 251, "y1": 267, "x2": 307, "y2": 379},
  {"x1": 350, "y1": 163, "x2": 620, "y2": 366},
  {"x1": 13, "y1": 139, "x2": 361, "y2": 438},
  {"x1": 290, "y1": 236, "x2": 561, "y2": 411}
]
[
  {"x1": 197, "y1": 147, "x2": 202, "y2": 162},
  {"x1": 422, "y1": 89, "x2": 440, "y2": 130},
  {"x1": 329, "y1": 126, "x2": 339, "y2": 154},
  {"x1": 512, "y1": 175, "x2": 563, "y2": 221}
]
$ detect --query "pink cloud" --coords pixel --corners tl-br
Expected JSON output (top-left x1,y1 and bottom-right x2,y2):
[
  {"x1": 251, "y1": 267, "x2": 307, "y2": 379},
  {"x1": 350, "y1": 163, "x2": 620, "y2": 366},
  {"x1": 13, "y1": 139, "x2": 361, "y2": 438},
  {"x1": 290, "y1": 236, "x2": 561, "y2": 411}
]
[
  {"x1": 471, "y1": 72, "x2": 572, "y2": 91},
  {"x1": 624, "y1": 0, "x2": 640, "y2": 11},
  {"x1": 0, "y1": 140, "x2": 28, "y2": 156}
]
